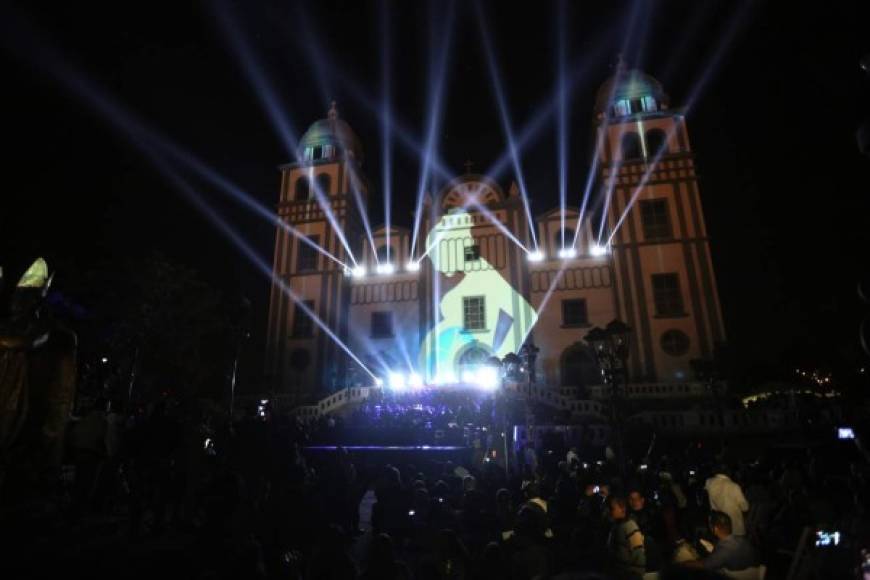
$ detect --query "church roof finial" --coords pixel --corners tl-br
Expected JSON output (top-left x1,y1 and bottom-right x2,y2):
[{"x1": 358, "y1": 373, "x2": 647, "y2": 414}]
[{"x1": 328, "y1": 100, "x2": 338, "y2": 120}]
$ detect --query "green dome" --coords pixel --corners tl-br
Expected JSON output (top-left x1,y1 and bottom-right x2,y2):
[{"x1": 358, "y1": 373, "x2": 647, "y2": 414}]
[
  {"x1": 594, "y1": 65, "x2": 669, "y2": 118},
  {"x1": 298, "y1": 102, "x2": 363, "y2": 162}
]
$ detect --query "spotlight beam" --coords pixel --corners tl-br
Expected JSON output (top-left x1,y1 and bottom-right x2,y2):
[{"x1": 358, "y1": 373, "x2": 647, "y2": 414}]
[
  {"x1": 467, "y1": 201, "x2": 530, "y2": 255},
  {"x1": 409, "y1": 1, "x2": 456, "y2": 258},
  {"x1": 6, "y1": 21, "x2": 353, "y2": 277},
  {"x1": 381, "y1": 0, "x2": 392, "y2": 264},
  {"x1": 607, "y1": 4, "x2": 751, "y2": 245},
  {"x1": 213, "y1": 1, "x2": 358, "y2": 265},
  {"x1": 557, "y1": 0, "x2": 568, "y2": 250},
  {"x1": 151, "y1": 157, "x2": 377, "y2": 381},
  {"x1": 474, "y1": 0, "x2": 539, "y2": 251}
]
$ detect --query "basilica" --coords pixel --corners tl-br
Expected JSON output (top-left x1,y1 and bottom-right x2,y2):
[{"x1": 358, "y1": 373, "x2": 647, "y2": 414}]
[{"x1": 265, "y1": 66, "x2": 725, "y2": 403}]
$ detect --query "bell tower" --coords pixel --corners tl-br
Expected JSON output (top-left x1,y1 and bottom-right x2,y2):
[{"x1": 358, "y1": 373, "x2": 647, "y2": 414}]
[
  {"x1": 594, "y1": 66, "x2": 726, "y2": 383},
  {"x1": 265, "y1": 103, "x2": 365, "y2": 401}
]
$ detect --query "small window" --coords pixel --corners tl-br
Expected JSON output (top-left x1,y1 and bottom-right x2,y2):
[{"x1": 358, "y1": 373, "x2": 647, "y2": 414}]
[
  {"x1": 621, "y1": 133, "x2": 643, "y2": 160},
  {"x1": 312, "y1": 145, "x2": 323, "y2": 159},
  {"x1": 612, "y1": 99, "x2": 631, "y2": 117},
  {"x1": 651, "y1": 273, "x2": 685, "y2": 317},
  {"x1": 640, "y1": 199, "x2": 672, "y2": 240},
  {"x1": 296, "y1": 235, "x2": 320, "y2": 272},
  {"x1": 660, "y1": 329, "x2": 690, "y2": 357},
  {"x1": 371, "y1": 312, "x2": 394, "y2": 338},
  {"x1": 294, "y1": 177, "x2": 311, "y2": 200},
  {"x1": 630, "y1": 98, "x2": 643, "y2": 114},
  {"x1": 561, "y1": 299, "x2": 589, "y2": 327},
  {"x1": 464, "y1": 244, "x2": 481, "y2": 262},
  {"x1": 645, "y1": 128, "x2": 668, "y2": 156},
  {"x1": 641, "y1": 95, "x2": 658, "y2": 112},
  {"x1": 463, "y1": 296, "x2": 486, "y2": 331},
  {"x1": 291, "y1": 301, "x2": 315, "y2": 338},
  {"x1": 315, "y1": 173, "x2": 331, "y2": 197}
]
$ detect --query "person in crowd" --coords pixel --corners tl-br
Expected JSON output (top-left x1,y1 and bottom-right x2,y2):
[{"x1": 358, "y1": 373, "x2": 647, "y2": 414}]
[
  {"x1": 606, "y1": 495, "x2": 646, "y2": 579},
  {"x1": 627, "y1": 486, "x2": 663, "y2": 572},
  {"x1": 705, "y1": 464, "x2": 750, "y2": 536},
  {"x1": 683, "y1": 510, "x2": 760, "y2": 573}
]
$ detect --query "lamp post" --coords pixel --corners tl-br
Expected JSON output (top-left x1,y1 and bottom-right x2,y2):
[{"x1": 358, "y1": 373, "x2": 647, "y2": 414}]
[
  {"x1": 518, "y1": 341, "x2": 540, "y2": 461},
  {"x1": 585, "y1": 319, "x2": 631, "y2": 475}
]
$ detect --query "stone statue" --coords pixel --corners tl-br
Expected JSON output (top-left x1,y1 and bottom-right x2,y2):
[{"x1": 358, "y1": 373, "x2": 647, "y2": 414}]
[{"x1": 0, "y1": 258, "x2": 77, "y2": 492}]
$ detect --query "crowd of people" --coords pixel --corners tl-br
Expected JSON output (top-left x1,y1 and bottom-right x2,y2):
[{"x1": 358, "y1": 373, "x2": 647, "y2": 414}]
[{"x1": 2, "y1": 391, "x2": 868, "y2": 580}]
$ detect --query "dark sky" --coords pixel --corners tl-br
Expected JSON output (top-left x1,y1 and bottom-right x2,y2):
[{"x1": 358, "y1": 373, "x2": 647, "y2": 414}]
[{"x1": 2, "y1": 0, "x2": 869, "y2": 375}]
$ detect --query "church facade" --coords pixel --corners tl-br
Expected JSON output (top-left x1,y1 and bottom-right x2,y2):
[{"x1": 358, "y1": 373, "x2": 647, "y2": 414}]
[{"x1": 265, "y1": 68, "x2": 725, "y2": 403}]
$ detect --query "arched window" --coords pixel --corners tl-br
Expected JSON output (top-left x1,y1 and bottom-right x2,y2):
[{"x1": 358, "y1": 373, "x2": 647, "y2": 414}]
[
  {"x1": 553, "y1": 228, "x2": 575, "y2": 253},
  {"x1": 645, "y1": 129, "x2": 668, "y2": 157},
  {"x1": 621, "y1": 132, "x2": 643, "y2": 160},
  {"x1": 315, "y1": 173, "x2": 331, "y2": 197},
  {"x1": 561, "y1": 346, "x2": 600, "y2": 388},
  {"x1": 458, "y1": 345, "x2": 490, "y2": 380},
  {"x1": 294, "y1": 176, "x2": 311, "y2": 200},
  {"x1": 660, "y1": 329, "x2": 690, "y2": 357}
]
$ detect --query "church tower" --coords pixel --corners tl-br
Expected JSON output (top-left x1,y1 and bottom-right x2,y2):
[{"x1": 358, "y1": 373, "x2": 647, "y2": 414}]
[
  {"x1": 594, "y1": 65, "x2": 726, "y2": 383},
  {"x1": 265, "y1": 103, "x2": 364, "y2": 401}
]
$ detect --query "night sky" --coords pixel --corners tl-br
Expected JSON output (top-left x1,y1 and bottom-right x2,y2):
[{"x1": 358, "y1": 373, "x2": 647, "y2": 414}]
[{"x1": 2, "y1": 1, "x2": 869, "y2": 378}]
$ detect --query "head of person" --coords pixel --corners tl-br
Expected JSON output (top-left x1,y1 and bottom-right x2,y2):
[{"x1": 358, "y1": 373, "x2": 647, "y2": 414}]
[
  {"x1": 708, "y1": 510, "x2": 733, "y2": 540},
  {"x1": 608, "y1": 495, "x2": 628, "y2": 521},
  {"x1": 598, "y1": 483, "x2": 611, "y2": 498},
  {"x1": 628, "y1": 489, "x2": 646, "y2": 512}
]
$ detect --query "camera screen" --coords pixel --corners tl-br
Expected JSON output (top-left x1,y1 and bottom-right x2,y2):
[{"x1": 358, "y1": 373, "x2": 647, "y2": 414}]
[
  {"x1": 838, "y1": 427, "x2": 855, "y2": 440},
  {"x1": 815, "y1": 530, "x2": 841, "y2": 547}
]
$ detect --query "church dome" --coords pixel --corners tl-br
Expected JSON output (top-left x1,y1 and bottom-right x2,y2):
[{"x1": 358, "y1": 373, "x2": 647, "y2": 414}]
[
  {"x1": 594, "y1": 63, "x2": 669, "y2": 119},
  {"x1": 298, "y1": 102, "x2": 363, "y2": 163}
]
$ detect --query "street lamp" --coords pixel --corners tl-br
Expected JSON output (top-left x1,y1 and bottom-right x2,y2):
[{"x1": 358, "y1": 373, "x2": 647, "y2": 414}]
[
  {"x1": 585, "y1": 319, "x2": 631, "y2": 475},
  {"x1": 518, "y1": 340, "x2": 540, "y2": 450}
]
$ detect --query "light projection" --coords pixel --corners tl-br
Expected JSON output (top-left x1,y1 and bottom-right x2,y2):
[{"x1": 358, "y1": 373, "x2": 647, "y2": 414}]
[{"x1": 418, "y1": 209, "x2": 537, "y2": 383}]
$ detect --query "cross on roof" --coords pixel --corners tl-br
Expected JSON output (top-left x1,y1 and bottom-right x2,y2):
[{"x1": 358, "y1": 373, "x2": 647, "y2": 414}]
[{"x1": 463, "y1": 159, "x2": 474, "y2": 174}]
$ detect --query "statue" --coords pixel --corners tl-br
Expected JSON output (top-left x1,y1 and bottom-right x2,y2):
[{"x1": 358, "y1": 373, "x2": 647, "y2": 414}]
[{"x1": 0, "y1": 258, "x2": 77, "y2": 493}]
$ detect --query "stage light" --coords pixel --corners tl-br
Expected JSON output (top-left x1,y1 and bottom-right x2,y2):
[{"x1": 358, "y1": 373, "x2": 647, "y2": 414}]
[
  {"x1": 590, "y1": 244, "x2": 608, "y2": 257},
  {"x1": 477, "y1": 367, "x2": 500, "y2": 390},
  {"x1": 408, "y1": 373, "x2": 424, "y2": 388},
  {"x1": 406, "y1": 261, "x2": 420, "y2": 272},
  {"x1": 461, "y1": 371, "x2": 476, "y2": 384},
  {"x1": 388, "y1": 372, "x2": 406, "y2": 390},
  {"x1": 374, "y1": 378, "x2": 384, "y2": 387},
  {"x1": 558, "y1": 248, "x2": 577, "y2": 259},
  {"x1": 527, "y1": 250, "x2": 544, "y2": 262},
  {"x1": 376, "y1": 263, "x2": 395, "y2": 275},
  {"x1": 351, "y1": 265, "x2": 367, "y2": 278}
]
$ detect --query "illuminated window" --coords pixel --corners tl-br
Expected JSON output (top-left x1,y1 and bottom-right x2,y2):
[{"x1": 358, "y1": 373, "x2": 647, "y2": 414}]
[
  {"x1": 645, "y1": 128, "x2": 668, "y2": 156},
  {"x1": 294, "y1": 177, "x2": 311, "y2": 200},
  {"x1": 621, "y1": 133, "x2": 643, "y2": 160},
  {"x1": 661, "y1": 329, "x2": 690, "y2": 356},
  {"x1": 463, "y1": 296, "x2": 486, "y2": 331},
  {"x1": 613, "y1": 99, "x2": 630, "y2": 117},
  {"x1": 640, "y1": 199, "x2": 672, "y2": 240},
  {"x1": 371, "y1": 311, "x2": 394, "y2": 338},
  {"x1": 651, "y1": 273, "x2": 684, "y2": 317},
  {"x1": 296, "y1": 235, "x2": 320, "y2": 272},
  {"x1": 315, "y1": 174, "x2": 331, "y2": 196},
  {"x1": 561, "y1": 299, "x2": 589, "y2": 327},
  {"x1": 291, "y1": 301, "x2": 315, "y2": 338},
  {"x1": 642, "y1": 95, "x2": 658, "y2": 112},
  {"x1": 464, "y1": 244, "x2": 481, "y2": 262}
]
